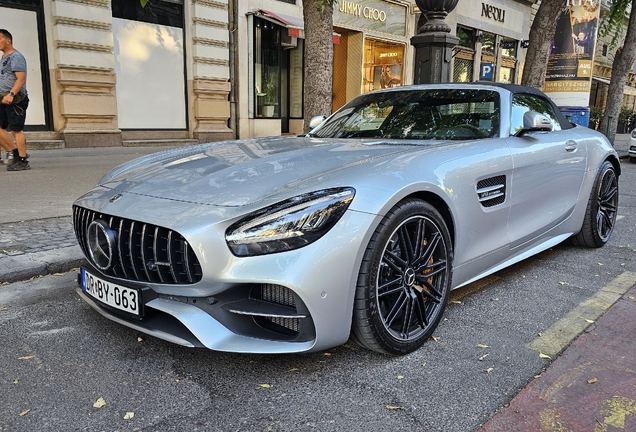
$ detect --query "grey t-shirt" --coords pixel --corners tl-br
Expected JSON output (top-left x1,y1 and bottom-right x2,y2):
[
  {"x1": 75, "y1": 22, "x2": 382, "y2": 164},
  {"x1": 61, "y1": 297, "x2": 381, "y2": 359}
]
[{"x1": 0, "y1": 50, "x2": 28, "y2": 96}]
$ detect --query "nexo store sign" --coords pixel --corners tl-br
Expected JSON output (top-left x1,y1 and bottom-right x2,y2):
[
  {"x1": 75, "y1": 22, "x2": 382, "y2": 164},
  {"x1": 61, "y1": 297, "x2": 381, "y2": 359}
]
[{"x1": 339, "y1": 1, "x2": 387, "y2": 22}]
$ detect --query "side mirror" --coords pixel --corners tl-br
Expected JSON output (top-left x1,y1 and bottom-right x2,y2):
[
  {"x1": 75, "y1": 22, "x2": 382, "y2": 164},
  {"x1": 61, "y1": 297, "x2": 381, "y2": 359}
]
[
  {"x1": 308, "y1": 115, "x2": 327, "y2": 130},
  {"x1": 515, "y1": 111, "x2": 553, "y2": 137}
]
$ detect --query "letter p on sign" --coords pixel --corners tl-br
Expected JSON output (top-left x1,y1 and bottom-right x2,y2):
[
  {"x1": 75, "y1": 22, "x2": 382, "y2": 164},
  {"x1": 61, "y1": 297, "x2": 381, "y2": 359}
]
[{"x1": 481, "y1": 63, "x2": 493, "y2": 80}]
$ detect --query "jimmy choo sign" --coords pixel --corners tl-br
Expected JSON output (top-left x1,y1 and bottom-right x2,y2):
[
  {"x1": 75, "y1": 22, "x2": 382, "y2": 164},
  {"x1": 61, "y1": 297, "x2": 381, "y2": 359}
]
[
  {"x1": 338, "y1": 1, "x2": 387, "y2": 22},
  {"x1": 334, "y1": 0, "x2": 407, "y2": 36},
  {"x1": 481, "y1": 2, "x2": 505, "y2": 23}
]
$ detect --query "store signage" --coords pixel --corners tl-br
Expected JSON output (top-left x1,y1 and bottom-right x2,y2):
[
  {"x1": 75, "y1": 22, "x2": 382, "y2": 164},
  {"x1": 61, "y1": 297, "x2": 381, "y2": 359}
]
[
  {"x1": 338, "y1": 1, "x2": 387, "y2": 22},
  {"x1": 566, "y1": 0, "x2": 598, "y2": 6},
  {"x1": 380, "y1": 52, "x2": 398, "y2": 58},
  {"x1": 501, "y1": 40, "x2": 516, "y2": 49},
  {"x1": 481, "y1": 3, "x2": 505, "y2": 23}
]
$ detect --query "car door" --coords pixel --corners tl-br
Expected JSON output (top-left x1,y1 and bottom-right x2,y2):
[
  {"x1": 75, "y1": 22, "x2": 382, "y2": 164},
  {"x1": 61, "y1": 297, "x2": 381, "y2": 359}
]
[{"x1": 505, "y1": 94, "x2": 587, "y2": 249}]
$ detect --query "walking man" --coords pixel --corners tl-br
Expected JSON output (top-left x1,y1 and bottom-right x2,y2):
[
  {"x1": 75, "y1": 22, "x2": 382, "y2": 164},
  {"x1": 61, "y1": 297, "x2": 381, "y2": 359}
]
[{"x1": 0, "y1": 29, "x2": 29, "y2": 171}]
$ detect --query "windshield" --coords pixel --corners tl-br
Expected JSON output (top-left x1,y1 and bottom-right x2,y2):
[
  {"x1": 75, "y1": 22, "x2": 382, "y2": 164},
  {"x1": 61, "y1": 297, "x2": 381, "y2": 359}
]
[{"x1": 312, "y1": 89, "x2": 500, "y2": 140}]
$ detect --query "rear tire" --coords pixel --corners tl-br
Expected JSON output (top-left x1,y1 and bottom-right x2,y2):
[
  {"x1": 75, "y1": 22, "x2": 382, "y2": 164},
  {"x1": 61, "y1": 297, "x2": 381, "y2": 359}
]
[
  {"x1": 571, "y1": 161, "x2": 618, "y2": 248},
  {"x1": 351, "y1": 200, "x2": 453, "y2": 355}
]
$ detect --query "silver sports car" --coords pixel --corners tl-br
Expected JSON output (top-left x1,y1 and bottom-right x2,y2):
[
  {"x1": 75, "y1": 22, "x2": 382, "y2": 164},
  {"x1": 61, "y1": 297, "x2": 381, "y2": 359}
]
[{"x1": 73, "y1": 83, "x2": 619, "y2": 355}]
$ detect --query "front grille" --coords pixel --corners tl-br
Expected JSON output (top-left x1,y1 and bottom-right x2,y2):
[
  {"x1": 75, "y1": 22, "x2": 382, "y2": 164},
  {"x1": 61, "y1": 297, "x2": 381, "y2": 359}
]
[{"x1": 73, "y1": 206, "x2": 202, "y2": 284}]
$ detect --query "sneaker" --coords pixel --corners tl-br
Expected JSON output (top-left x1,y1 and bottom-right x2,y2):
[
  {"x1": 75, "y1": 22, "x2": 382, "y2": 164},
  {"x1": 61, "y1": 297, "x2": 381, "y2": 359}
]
[
  {"x1": 5, "y1": 150, "x2": 15, "y2": 166},
  {"x1": 7, "y1": 158, "x2": 30, "y2": 171}
]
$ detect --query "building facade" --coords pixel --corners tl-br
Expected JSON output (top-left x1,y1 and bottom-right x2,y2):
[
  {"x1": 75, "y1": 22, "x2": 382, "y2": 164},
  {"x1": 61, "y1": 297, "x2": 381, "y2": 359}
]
[
  {"x1": 4, "y1": 0, "x2": 633, "y2": 146},
  {"x1": 1, "y1": 0, "x2": 232, "y2": 147}
]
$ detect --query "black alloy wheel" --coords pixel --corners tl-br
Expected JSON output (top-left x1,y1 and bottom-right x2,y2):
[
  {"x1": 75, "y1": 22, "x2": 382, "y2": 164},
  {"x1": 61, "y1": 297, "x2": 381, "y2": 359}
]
[
  {"x1": 595, "y1": 163, "x2": 618, "y2": 242},
  {"x1": 571, "y1": 161, "x2": 618, "y2": 248},
  {"x1": 352, "y1": 200, "x2": 453, "y2": 355}
]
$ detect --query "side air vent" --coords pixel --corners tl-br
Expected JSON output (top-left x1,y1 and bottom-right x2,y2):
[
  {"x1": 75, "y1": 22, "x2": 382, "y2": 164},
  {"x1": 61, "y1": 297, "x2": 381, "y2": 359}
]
[{"x1": 476, "y1": 175, "x2": 506, "y2": 208}]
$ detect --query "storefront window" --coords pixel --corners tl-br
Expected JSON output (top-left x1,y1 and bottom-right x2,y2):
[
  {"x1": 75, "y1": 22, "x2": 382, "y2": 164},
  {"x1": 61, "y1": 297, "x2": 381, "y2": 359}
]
[
  {"x1": 454, "y1": 26, "x2": 475, "y2": 83},
  {"x1": 254, "y1": 18, "x2": 280, "y2": 118},
  {"x1": 500, "y1": 39, "x2": 517, "y2": 84},
  {"x1": 362, "y1": 39, "x2": 404, "y2": 94},
  {"x1": 112, "y1": 0, "x2": 183, "y2": 27},
  {"x1": 480, "y1": 32, "x2": 496, "y2": 81},
  {"x1": 457, "y1": 27, "x2": 475, "y2": 49}
]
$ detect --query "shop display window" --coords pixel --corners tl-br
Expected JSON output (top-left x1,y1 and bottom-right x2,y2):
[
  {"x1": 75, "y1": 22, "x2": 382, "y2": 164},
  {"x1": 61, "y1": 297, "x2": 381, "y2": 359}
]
[
  {"x1": 362, "y1": 39, "x2": 405, "y2": 94},
  {"x1": 254, "y1": 18, "x2": 281, "y2": 118},
  {"x1": 253, "y1": 18, "x2": 304, "y2": 120},
  {"x1": 112, "y1": 0, "x2": 183, "y2": 27}
]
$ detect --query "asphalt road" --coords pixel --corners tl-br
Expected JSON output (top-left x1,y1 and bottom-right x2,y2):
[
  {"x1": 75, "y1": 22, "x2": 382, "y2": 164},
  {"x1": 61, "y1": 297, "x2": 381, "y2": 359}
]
[{"x1": 1, "y1": 162, "x2": 635, "y2": 432}]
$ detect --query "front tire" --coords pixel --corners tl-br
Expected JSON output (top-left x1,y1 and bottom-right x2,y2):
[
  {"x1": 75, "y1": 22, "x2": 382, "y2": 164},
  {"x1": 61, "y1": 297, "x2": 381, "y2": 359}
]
[
  {"x1": 352, "y1": 200, "x2": 453, "y2": 355},
  {"x1": 571, "y1": 161, "x2": 618, "y2": 247}
]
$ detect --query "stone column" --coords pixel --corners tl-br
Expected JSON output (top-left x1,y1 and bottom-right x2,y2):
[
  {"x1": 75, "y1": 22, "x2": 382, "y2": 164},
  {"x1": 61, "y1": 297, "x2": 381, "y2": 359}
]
[
  {"x1": 411, "y1": 0, "x2": 459, "y2": 84},
  {"x1": 190, "y1": 0, "x2": 233, "y2": 143},
  {"x1": 51, "y1": 0, "x2": 121, "y2": 147}
]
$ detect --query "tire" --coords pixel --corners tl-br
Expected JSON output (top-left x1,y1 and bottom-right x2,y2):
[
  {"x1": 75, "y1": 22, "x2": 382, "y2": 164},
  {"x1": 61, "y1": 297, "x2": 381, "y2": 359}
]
[
  {"x1": 571, "y1": 161, "x2": 618, "y2": 248},
  {"x1": 351, "y1": 199, "x2": 453, "y2": 355}
]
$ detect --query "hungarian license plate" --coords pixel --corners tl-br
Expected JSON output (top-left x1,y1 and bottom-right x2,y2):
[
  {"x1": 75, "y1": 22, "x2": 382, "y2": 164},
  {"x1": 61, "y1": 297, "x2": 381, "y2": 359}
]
[{"x1": 81, "y1": 268, "x2": 141, "y2": 316}]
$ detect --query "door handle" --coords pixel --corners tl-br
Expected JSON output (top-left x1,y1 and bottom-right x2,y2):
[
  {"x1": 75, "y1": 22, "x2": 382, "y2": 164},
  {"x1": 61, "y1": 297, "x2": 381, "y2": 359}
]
[{"x1": 565, "y1": 140, "x2": 578, "y2": 152}]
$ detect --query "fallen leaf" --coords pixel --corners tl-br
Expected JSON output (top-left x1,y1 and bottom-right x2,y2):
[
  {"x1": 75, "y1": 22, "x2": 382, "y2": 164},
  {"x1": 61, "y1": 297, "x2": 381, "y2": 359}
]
[
  {"x1": 476, "y1": 344, "x2": 490, "y2": 349},
  {"x1": 598, "y1": 263, "x2": 604, "y2": 266},
  {"x1": 93, "y1": 397, "x2": 106, "y2": 409},
  {"x1": 19, "y1": 409, "x2": 30, "y2": 417},
  {"x1": 585, "y1": 319, "x2": 594, "y2": 324},
  {"x1": 259, "y1": 384, "x2": 271, "y2": 389},
  {"x1": 486, "y1": 368, "x2": 493, "y2": 373},
  {"x1": 18, "y1": 355, "x2": 34, "y2": 360},
  {"x1": 450, "y1": 300, "x2": 462, "y2": 305},
  {"x1": 137, "y1": 337, "x2": 143, "y2": 342},
  {"x1": 629, "y1": 295, "x2": 634, "y2": 300},
  {"x1": 123, "y1": 412, "x2": 134, "y2": 420},
  {"x1": 479, "y1": 354, "x2": 489, "y2": 361},
  {"x1": 323, "y1": 352, "x2": 332, "y2": 356},
  {"x1": 539, "y1": 353, "x2": 551, "y2": 359},
  {"x1": 13, "y1": 379, "x2": 19, "y2": 385},
  {"x1": 397, "y1": 375, "x2": 404, "y2": 380},
  {"x1": 558, "y1": 282, "x2": 565, "y2": 285},
  {"x1": 0, "y1": 306, "x2": 9, "y2": 311},
  {"x1": 386, "y1": 405, "x2": 404, "y2": 410},
  {"x1": 288, "y1": 368, "x2": 300, "y2": 372},
  {"x1": 588, "y1": 377, "x2": 598, "y2": 384},
  {"x1": 431, "y1": 336, "x2": 440, "y2": 342},
  {"x1": 52, "y1": 273, "x2": 64, "y2": 276}
]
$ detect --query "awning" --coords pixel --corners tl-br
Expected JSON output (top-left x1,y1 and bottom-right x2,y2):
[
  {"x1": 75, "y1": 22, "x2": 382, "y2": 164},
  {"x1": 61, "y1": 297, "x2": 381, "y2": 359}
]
[
  {"x1": 593, "y1": 76, "x2": 636, "y2": 96},
  {"x1": 253, "y1": 9, "x2": 340, "y2": 44}
]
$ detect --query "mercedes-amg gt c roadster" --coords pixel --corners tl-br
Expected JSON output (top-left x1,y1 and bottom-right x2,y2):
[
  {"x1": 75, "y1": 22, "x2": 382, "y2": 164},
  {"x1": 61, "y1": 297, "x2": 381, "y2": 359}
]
[{"x1": 73, "y1": 83, "x2": 619, "y2": 355}]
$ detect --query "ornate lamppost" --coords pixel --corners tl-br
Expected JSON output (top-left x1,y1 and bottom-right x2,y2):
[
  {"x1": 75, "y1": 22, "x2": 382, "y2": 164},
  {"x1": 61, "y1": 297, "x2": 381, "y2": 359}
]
[{"x1": 411, "y1": 0, "x2": 459, "y2": 84}]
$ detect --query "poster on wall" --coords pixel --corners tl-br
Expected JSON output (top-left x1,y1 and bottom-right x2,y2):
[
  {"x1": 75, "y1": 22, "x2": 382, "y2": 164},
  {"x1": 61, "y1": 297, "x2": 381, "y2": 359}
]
[{"x1": 543, "y1": 0, "x2": 601, "y2": 107}]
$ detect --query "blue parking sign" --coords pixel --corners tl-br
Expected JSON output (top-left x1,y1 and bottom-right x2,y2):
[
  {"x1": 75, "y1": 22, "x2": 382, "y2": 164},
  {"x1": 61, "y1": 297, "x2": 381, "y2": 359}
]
[{"x1": 480, "y1": 63, "x2": 494, "y2": 80}]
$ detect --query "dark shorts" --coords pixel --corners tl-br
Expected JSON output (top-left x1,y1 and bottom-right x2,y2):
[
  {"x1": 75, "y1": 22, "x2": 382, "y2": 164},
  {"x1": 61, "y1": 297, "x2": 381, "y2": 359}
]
[{"x1": 0, "y1": 95, "x2": 29, "y2": 132}]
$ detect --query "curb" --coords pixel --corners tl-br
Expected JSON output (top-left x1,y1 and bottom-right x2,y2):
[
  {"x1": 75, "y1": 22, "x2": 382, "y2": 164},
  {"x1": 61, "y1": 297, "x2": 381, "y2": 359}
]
[{"x1": 0, "y1": 245, "x2": 86, "y2": 284}]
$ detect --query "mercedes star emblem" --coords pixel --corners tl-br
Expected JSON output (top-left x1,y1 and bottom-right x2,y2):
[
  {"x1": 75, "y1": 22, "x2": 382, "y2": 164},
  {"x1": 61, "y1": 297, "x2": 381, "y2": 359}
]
[{"x1": 86, "y1": 219, "x2": 117, "y2": 270}]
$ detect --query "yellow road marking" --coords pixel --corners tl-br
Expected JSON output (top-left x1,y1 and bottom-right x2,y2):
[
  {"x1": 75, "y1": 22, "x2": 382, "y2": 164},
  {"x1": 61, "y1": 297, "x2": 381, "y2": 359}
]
[
  {"x1": 528, "y1": 271, "x2": 636, "y2": 357},
  {"x1": 596, "y1": 396, "x2": 636, "y2": 430}
]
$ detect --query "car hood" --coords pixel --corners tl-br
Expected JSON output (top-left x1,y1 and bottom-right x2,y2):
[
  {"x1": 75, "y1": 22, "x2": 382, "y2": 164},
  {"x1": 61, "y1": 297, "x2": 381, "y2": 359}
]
[{"x1": 99, "y1": 136, "x2": 438, "y2": 206}]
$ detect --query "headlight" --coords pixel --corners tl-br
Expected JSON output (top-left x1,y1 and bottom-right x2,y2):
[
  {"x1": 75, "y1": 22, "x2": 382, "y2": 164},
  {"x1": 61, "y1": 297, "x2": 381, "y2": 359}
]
[
  {"x1": 226, "y1": 188, "x2": 355, "y2": 257},
  {"x1": 632, "y1": 129, "x2": 636, "y2": 139}
]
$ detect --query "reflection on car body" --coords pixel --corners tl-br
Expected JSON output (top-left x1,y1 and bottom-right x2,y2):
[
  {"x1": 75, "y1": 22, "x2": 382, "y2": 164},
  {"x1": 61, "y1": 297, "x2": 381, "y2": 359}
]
[{"x1": 73, "y1": 83, "x2": 620, "y2": 355}]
